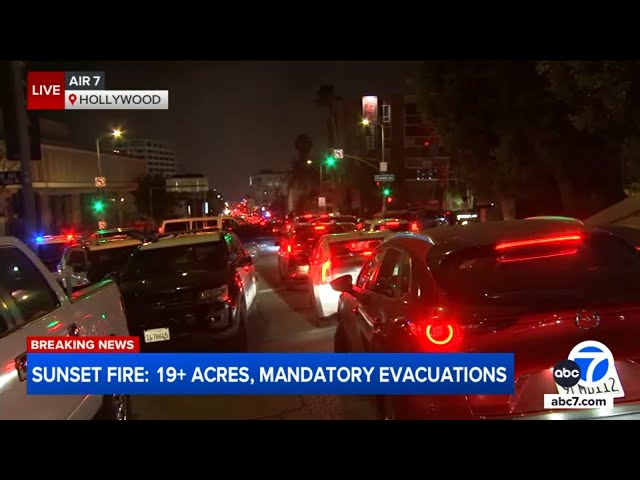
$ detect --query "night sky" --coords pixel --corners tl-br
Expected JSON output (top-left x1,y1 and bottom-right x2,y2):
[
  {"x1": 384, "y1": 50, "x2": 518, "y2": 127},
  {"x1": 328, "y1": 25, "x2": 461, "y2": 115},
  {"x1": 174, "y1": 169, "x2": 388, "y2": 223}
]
[{"x1": 30, "y1": 61, "x2": 420, "y2": 200}]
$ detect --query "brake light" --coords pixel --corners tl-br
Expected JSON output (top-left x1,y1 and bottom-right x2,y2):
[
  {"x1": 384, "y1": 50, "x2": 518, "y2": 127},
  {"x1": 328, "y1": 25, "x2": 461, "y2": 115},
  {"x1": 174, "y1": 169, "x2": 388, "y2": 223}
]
[
  {"x1": 362, "y1": 251, "x2": 373, "y2": 256},
  {"x1": 386, "y1": 221, "x2": 400, "y2": 226},
  {"x1": 315, "y1": 225, "x2": 326, "y2": 231},
  {"x1": 66, "y1": 234, "x2": 75, "y2": 241},
  {"x1": 411, "y1": 306, "x2": 461, "y2": 352},
  {"x1": 495, "y1": 234, "x2": 582, "y2": 251},
  {"x1": 321, "y1": 260, "x2": 332, "y2": 284},
  {"x1": 410, "y1": 222, "x2": 419, "y2": 232},
  {"x1": 287, "y1": 244, "x2": 292, "y2": 254},
  {"x1": 356, "y1": 222, "x2": 363, "y2": 230}
]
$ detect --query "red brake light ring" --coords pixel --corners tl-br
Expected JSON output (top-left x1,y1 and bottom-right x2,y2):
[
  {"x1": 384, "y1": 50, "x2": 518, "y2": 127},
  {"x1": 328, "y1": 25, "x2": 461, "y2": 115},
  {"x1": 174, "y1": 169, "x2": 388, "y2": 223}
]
[{"x1": 411, "y1": 307, "x2": 461, "y2": 350}]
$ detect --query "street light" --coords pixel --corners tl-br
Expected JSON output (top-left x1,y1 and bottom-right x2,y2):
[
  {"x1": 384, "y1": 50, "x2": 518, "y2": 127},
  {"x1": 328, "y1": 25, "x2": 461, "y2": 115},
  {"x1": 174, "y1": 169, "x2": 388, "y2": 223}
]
[
  {"x1": 306, "y1": 159, "x2": 312, "y2": 165},
  {"x1": 362, "y1": 118, "x2": 387, "y2": 213},
  {"x1": 96, "y1": 128, "x2": 124, "y2": 180}
]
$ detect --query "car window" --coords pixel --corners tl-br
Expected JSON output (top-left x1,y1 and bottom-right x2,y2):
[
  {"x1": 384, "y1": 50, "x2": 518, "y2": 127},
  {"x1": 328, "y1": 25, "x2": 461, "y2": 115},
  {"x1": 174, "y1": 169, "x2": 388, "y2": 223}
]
[
  {"x1": 0, "y1": 247, "x2": 60, "y2": 324},
  {"x1": 356, "y1": 250, "x2": 385, "y2": 291},
  {"x1": 224, "y1": 234, "x2": 243, "y2": 259},
  {"x1": 87, "y1": 245, "x2": 139, "y2": 283},
  {"x1": 430, "y1": 231, "x2": 640, "y2": 310},
  {"x1": 67, "y1": 249, "x2": 87, "y2": 266},
  {"x1": 205, "y1": 219, "x2": 218, "y2": 228},
  {"x1": 373, "y1": 248, "x2": 407, "y2": 298},
  {"x1": 164, "y1": 221, "x2": 189, "y2": 233},
  {"x1": 193, "y1": 220, "x2": 205, "y2": 229},
  {"x1": 231, "y1": 236, "x2": 248, "y2": 257}
]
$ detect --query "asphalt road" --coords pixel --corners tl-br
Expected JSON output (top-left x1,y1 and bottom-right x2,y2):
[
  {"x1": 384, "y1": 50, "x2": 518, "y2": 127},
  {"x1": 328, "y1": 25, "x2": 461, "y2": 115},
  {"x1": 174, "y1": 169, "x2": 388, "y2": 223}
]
[{"x1": 130, "y1": 251, "x2": 378, "y2": 420}]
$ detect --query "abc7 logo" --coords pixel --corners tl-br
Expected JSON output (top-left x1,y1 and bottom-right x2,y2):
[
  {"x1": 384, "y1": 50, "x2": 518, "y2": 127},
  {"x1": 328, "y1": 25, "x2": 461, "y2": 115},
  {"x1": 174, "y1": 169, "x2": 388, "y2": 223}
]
[{"x1": 553, "y1": 360, "x2": 582, "y2": 388}]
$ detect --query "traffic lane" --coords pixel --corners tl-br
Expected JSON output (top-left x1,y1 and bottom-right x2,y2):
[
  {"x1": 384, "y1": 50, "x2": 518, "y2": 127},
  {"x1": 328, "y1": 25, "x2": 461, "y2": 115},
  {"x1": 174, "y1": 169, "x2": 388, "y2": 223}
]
[{"x1": 129, "y1": 252, "x2": 377, "y2": 419}]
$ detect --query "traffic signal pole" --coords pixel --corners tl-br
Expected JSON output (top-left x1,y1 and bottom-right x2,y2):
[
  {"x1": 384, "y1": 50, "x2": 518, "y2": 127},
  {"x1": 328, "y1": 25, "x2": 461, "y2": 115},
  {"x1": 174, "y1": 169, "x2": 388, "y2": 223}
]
[
  {"x1": 379, "y1": 123, "x2": 387, "y2": 215},
  {"x1": 10, "y1": 61, "x2": 36, "y2": 245}
]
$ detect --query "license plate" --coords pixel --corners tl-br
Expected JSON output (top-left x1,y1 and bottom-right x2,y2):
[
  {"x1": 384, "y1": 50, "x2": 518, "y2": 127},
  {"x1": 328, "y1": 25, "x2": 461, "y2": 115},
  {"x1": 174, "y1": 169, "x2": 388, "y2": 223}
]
[
  {"x1": 556, "y1": 369, "x2": 625, "y2": 399},
  {"x1": 143, "y1": 328, "x2": 171, "y2": 343}
]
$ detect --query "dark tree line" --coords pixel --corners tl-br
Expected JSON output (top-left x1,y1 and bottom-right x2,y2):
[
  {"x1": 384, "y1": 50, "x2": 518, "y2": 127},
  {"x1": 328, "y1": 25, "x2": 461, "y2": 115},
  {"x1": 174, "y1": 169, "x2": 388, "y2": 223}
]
[{"x1": 417, "y1": 61, "x2": 640, "y2": 219}]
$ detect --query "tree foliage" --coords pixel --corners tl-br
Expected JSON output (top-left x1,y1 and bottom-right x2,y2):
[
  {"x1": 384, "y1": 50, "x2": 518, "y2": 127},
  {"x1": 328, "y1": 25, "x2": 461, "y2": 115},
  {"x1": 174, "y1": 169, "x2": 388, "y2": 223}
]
[{"x1": 417, "y1": 60, "x2": 638, "y2": 217}]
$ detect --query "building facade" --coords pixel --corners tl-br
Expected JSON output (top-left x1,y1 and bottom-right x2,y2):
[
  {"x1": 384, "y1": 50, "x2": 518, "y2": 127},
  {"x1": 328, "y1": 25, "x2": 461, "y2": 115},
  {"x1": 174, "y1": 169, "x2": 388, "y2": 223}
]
[
  {"x1": 121, "y1": 139, "x2": 177, "y2": 177},
  {"x1": 0, "y1": 142, "x2": 146, "y2": 234},
  {"x1": 249, "y1": 170, "x2": 288, "y2": 206}
]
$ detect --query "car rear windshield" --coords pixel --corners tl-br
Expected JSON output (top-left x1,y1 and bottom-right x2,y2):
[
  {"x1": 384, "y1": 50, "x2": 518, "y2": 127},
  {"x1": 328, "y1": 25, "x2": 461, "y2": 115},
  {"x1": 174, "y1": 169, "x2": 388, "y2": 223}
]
[
  {"x1": 123, "y1": 240, "x2": 228, "y2": 280},
  {"x1": 429, "y1": 232, "x2": 640, "y2": 309},
  {"x1": 329, "y1": 239, "x2": 383, "y2": 259},
  {"x1": 88, "y1": 245, "x2": 140, "y2": 282},
  {"x1": 374, "y1": 222, "x2": 411, "y2": 232}
]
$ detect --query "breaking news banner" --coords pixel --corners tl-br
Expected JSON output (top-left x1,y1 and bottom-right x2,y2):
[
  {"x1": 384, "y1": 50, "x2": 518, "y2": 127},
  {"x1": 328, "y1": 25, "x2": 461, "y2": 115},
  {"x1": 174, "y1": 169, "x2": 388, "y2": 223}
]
[
  {"x1": 27, "y1": 71, "x2": 169, "y2": 111},
  {"x1": 25, "y1": 337, "x2": 514, "y2": 396}
]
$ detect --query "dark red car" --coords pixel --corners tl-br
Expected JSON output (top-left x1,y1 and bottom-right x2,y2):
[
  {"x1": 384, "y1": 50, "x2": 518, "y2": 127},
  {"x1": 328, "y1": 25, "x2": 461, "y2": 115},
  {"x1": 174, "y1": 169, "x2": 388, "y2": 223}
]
[{"x1": 330, "y1": 219, "x2": 640, "y2": 419}]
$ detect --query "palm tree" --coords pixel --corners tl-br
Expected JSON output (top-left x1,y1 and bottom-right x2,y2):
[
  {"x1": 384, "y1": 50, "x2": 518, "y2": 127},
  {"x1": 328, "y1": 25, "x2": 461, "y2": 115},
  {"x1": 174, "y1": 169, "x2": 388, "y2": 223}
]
[
  {"x1": 288, "y1": 134, "x2": 316, "y2": 212},
  {"x1": 315, "y1": 84, "x2": 342, "y2": 149}
]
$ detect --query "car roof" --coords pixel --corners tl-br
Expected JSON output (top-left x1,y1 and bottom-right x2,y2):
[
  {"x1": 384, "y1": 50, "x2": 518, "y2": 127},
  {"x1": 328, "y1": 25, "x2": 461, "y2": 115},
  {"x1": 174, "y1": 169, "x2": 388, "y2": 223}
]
[
  {"x1": 85, "y1": 238, "x2": 143, "y2": 251},
  {"x1": 321, "y1": 230, "x2": 392, "y2": 244},
  {"x1": 139, "y1": 231, "x2": 224, "y2": 251}
]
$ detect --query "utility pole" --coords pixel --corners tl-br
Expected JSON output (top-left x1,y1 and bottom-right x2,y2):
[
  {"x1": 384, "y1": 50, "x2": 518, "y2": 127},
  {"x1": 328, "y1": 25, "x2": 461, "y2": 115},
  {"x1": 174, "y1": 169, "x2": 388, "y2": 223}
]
[{"x1": 10, "y1": 61, "x2": 36, "y2": 245}]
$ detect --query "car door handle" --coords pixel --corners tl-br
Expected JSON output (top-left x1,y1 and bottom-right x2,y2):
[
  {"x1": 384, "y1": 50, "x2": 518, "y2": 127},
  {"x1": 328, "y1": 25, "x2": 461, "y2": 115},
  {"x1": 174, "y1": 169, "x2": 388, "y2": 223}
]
[
  {"x1": 15, "y1": 352, "x2": 27, "y2": 383},
  {"x1": 68, "y1": 322, "x2": 80, "y2": 336}
]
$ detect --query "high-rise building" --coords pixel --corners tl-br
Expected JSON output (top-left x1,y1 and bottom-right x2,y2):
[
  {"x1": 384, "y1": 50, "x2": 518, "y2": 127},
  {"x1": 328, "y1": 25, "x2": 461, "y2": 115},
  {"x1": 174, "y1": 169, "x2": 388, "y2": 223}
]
[{"x1": 120, "y1": 139, "x2": 177, "y2": 176}]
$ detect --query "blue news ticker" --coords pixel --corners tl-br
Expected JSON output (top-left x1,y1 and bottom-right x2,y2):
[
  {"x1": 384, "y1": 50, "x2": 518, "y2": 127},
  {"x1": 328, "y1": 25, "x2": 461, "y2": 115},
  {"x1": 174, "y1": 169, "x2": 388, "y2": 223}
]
[{"x1": 27, "y1": 353, "x2": 515, "y2": 396}]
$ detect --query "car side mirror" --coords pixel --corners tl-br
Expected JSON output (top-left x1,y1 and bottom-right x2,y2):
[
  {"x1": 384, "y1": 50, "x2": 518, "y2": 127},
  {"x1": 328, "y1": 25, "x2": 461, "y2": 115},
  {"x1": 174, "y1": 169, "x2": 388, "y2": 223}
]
[{"x1": 330, "y1": 274, "x2": 353, "y2": 293}]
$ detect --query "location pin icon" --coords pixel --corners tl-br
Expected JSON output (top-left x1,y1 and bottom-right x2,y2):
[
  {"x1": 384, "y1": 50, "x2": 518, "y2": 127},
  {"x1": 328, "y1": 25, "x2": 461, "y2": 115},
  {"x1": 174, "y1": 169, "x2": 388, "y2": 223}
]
[{"x1": 69, "y1": 94, "x2": 77, "y2": 105}]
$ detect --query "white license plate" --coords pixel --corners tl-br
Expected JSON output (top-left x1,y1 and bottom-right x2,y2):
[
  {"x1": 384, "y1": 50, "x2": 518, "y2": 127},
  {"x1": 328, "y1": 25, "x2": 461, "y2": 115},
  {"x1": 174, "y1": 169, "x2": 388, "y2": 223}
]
[
  {"x1": 143, "y1": 328, "x2": 171, "y2": 343},
  {"x1": 556, "y1": 370, "x2": 625, "y2": 399}
]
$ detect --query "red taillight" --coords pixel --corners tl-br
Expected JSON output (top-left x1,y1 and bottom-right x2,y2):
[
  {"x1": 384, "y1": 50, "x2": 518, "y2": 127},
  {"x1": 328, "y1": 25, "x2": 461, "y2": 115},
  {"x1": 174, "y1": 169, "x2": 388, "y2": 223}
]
[
  {"x1": 287, "y1": 244, "x2": 292, "y2": 254},
  {"x1": 356, "y1": 222, "x2": 363, "y2": 230},
  {"x1": 410, "y1": 222, "x2": 419, "y2": 232},
  {"x1": 315, "y1": 225, "x2": 326, "y2": 231},
  {"x1": 411, "y1": 306, "x2": 461, "y2": 352},
  {"x1": 495, "y1": 234, "x2": 582, "y2": 251},
  {"x1": 321, "y1": 260, "x2": 332, "y2": 283},
  {"x1": 66, "y1": 234, "x2": 75, "y2": 241},
  {"x1": 362, "y1": 251, "x2": 373, "y2": 256},
  {"x1": 495, "y1": 233, "x2": 583, "y2": 263},
  {"x1": 385, "y1": 221, "x2": 400, "y2": 227}
]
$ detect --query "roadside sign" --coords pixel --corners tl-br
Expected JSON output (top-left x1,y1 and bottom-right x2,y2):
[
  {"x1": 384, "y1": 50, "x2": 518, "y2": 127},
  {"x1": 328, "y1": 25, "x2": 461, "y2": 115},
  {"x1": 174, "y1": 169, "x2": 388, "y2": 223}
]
[
  {"x1": 0, "y1": 171, "x2": 21, "y2": 186},
  {"x1": 318, "y1": 197, "x2": 326, "y2": 207},
  {"x1": 333, "y1": 149, "x2": 344, "y2": 159},
  {"x1": 379, "y1": 162, "x2": 388, "y2": 172},
  {"x1": 375, "y1": 174, "x2": 394, "y2": 182},
  {"x1": 97, "y1": 221, "x2": 107, "y2": 230},
  {"x1": 94, "y1": 176, "x2": 107, "y2": 188}
]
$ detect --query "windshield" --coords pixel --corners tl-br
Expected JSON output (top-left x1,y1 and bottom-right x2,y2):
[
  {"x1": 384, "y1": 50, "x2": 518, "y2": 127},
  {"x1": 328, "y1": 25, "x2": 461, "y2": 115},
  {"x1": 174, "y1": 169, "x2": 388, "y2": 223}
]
[
  {"x1": 430, "y1": 232, "x2": 640, "y2": 310},
  {"x1": 87, "y1": 245, "x2": 140, "y2": 282},
  {"x1": 123, "y1": 240, "x2": 228, "y2": 280},
  {"x1": 329, "y1": 239, "x2": 383, "y2": 259},
  {"x1": 36, "y1": 243, "x2": 67, "y2": 271}
]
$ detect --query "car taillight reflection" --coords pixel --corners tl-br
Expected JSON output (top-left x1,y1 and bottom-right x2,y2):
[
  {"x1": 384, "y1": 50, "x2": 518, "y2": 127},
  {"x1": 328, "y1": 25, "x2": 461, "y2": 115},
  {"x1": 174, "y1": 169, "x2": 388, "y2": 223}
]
[
  {"x1": 321, "y1": 260, "x2": 332, "y2": 283},
  {"x1": 410, "y1": 222, "x2": 419, "y2": 232}
]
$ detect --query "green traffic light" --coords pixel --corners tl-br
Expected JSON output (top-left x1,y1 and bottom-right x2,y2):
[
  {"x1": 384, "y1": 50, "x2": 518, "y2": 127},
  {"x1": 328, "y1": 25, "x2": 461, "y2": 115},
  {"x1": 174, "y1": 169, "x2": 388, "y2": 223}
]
[
  {"x1": 382, "y1": 188, "x2": 391, "y2": 196},
  {"x1": 93, "y1": 200, "x2": 105, "y2": 213},
  {"x1": 325, "y1": 155, "x2": 336, "y2": 168}
]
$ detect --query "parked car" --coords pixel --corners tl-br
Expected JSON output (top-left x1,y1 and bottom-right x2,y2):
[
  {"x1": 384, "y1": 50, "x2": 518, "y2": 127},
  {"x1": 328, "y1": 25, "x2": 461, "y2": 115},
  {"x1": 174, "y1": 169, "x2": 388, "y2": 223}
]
[
  {"x1": 116, "y1": 231, "x2": 258, "y2": 352},
  {"x1": 0, "y1": 236, "x2": 130, "y2": 419}
]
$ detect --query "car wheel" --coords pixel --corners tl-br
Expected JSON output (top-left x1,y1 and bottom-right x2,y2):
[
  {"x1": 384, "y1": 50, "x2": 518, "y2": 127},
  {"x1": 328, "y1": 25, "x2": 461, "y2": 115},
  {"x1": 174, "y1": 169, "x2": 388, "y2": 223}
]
[
  {"x1": 96, "y1": 394, "x2": 130, "y2": 420},
  {"x1": 334, "y1": 322, "x2": 350, "y2": 352}
]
